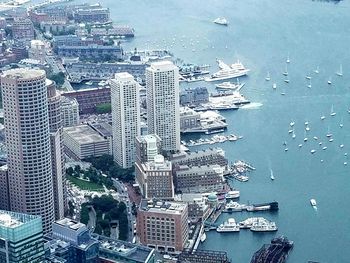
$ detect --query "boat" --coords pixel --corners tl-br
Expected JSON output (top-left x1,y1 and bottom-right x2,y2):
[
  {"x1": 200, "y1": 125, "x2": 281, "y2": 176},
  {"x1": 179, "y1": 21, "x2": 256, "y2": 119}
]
[
  {"x1": 270, "y1": 169, "x2": 275, "y2": 180},
  {"x1": 265, "y1": 72, "x2": 271, "y2": 81},
  {"x1": 307, "y1": 78, "x2": 312, "y2": 88},
  {"x1": 292, "y1": 130, "x2": 296, "y2": 139},
  {"x1": 215, "y1": 81, "x2": 245, "y2": 90},
  {"x1": 290, "y1": 121, "x2": 295, "y2": 127},
  {"x1": 200, "y1": 232, "x2": 206, "y2": 242},
  {"x1": 283, "y1": 64, "x2": 288, "y2": 76},
  {"x1": 246, "y1": 201, "x2": 279, "y2": 212},
  {"x1": 313, "y1": 136, "x2": 318, "y2": 140},
  {"x1": 298, "y1": 144, "x2": 303, "y2": 148},
  {"x1": 320, "y1": 115, "x2": 326, "y2": 120},
  {"x1": 213, "y1": 17, "x2": 229, "y2": 26},
  {"x1": 322, "y1": 146, "x2": 327, "y2": 150},
  {"x1": 340, "y1": 144, "x2": 344, "y2": 148},
  {"x1": 85, "y1": 81, "x2": 93, "y2": 85},
  {"x1": 216, "y1": 218, "x2": 240, "y2": 232},
  {"x1": 98, "y1": 80, "x2": 107, "y2": 86},
  {"x1": 225, "y1": 190, "x2": 240, "y2": 199},
  {"x1": 314, "y1": 66, "x2": 319, "y2": 74},
  {"x1": 284, "y1": 148, "x2": 288, "y2": 151},
  {"x1": 329, "y1": 138, "x2": 334, "y2": 142},
  {"x1": 330, "y1": 105, "x2": 336, "y2": 116},
  {"x1": 225, "y1": 201, "x2": 245, "y2": 212},
  {"x1": 250, "y1": 218, "x2": 278, "y2": 232},
  {"x1": 326, "y1": 126, "x2": 333, "y2": 137},
  {"x1": 310, "y1": 199, "x2": 317, "y2": 207},
  {"x1": 305, "y1": 75, "x2": 312, "y2": 80},
  {"x1": 205, "y1": 60, "x2": 250, "y2": 82},
  {"x1": 286, "y1": 53, "x2": 290, "y2": 64},
  {"x1": 336, "y1": 64, "x2": 343, "y2": 76},
  {"x1": 345, "y1": 162, "x2": 348, "y2": 166},
  {"x1": 288, "y1": 129, "x2": 293, "y2": 134},
  {"x1": 327, "y1": 77, "x2": 332, "y2": 85},
  {"x1": 311, "y1": 149, "x2": 316, "y2": 154},
  {"x1": 305, "y1": 126, "x2": 310, "y2": 131},
  {"x1": 304, "y1": 121, "x2": 309, "y2": 126},
  {"x1": 272, "y1": 83, "x2": 277, "y2": 89},
  {"x1": 239, "y1": 217, "x2": 260, "y2": 229},
  {"x1": 284, "y1": 78, "x2": 289, "y2": 83}
]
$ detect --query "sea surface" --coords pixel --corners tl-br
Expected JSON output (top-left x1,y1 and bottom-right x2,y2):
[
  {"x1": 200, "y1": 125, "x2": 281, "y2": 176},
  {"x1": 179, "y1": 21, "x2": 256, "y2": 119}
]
[{"x1": 43, "y1": 0, "x2": 350, "y2": 262}]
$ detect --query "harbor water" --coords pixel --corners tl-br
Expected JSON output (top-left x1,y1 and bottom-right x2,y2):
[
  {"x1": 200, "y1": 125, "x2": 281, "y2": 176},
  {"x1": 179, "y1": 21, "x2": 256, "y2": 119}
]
[{"x1": 47, "y1": 0, "x2": 350, "y2": 261}]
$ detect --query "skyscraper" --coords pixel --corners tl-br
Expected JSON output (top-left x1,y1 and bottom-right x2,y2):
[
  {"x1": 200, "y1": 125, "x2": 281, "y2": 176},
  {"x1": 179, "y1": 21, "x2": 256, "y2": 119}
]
[
  {"x1": 146, "y1": 61, "x2": 180, "y2": 152},
  {"x1": 0, "y1": 210, "x2": 45, "y2": 262},
  {"x1": 111, "y1": 72, "x2": 140, "y2": 168},
  {"x1": 1, "y1": 69, "x2": 55, "y2": 233},
  {"x1": 47, "y1": 79, "x2": 65, "y2": 220}
]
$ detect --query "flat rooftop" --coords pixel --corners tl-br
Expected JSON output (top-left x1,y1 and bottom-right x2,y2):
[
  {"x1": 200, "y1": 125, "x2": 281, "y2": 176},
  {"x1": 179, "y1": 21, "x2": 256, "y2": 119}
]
[
  {"x1": 0, "y1": 210, "x2": 40, "y2": 229},
  {"x1": 55, "y1": 218, "x2": 85, "y2": 231},
  {"x1": 63, "y1": 125, "x2": 108, "y2": 144},
  {"x1": 140, "y1": 199, "x2": 187, "y2": 215},
  {"x1": 1, "y1": 68, "x2": 45, "y2": 80}
]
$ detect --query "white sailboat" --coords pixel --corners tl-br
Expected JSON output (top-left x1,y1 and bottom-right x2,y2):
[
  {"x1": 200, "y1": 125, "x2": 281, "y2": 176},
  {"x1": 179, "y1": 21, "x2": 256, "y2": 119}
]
[
  {"x1": 330, "y1": 105, "x2": 336, "y2": 116},
  {"x1": 327, "y1": 77, "x2": 332, "y2": 85},
  {"x1": 340, "y1": 117, "x2": 344, "y2": 128},
  {"x1": 292, "y1": 129, "x2": 296, "y2": 139},
  {"x1": 265, "y1": 72, "x2": 271, "y2": 81},
  {"x1": 270, "y1": 169, "x2": 275, "y2": 180},
  {"x1": 307, "y1": 78, "x2": 312, "y2": 88},
  {"x1": 305, "y1": 75, "x2": 312, "y2": 80},
  {"x1": 314, "y1": 66, "x2": 319, "y2": 74},
  {"x1": 283, "y1": 64, "x2": 288, "y2": 76},
  {"x1": 272, "y1": 83, "x2": 277, "y2": 89},
  {"x1": 336, "y1": 64, "x2": 343, "y2": 77},
  {"x1": 286, "y1": 53, "x2": 290, "y2": 64},
  {"x1": 284, "y1": 78, "x2": 289, "y2": 83}
]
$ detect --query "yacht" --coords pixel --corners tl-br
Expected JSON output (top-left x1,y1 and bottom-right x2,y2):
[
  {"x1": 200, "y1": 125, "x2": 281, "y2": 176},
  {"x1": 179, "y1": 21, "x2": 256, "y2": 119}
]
[
  {"x1": 239, "y1": 217, "x2": 260, "y2": 229},
  {"x1": 200, "y1": 232, "x2": 206, "y2": 242},
  {"x1": 250, "y1": 218, "x2": 278, "y2": 232},
  {"x1": 310, "y1": 199, "x2": 317, "y2": 207},
  {"x1": 225, "y1": 190, "x2": 240, "y2": 199},
  {"x1": 213, "y1": 17, "x2": 229, "y2": 26},
  {"x1": 215, "y1": 81, "x2": 245, "y2": 90},
  {"x1": 265, "y1": 72, "x2": 271, "y2": 81},
  {"x1": 205, "y1": 60, "x2": 250, "y2": 82},
  {"x1": 217, "y1": 218, "x2": 240, "y2": 232},
  {"x1": 226, "y1": 201, "x2": 245, "y2": 212},
  {"x1": 336, "y1": 64, "x2": 343, "y2": 76}
]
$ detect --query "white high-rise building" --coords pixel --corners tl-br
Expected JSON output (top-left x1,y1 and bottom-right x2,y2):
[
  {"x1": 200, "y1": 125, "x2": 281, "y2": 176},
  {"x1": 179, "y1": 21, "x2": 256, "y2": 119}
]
[
  {"x1": 1, "y1": 68, "x2": 55, "y2": 234},
  {"x1": 146, "y1": 61, "x2": 180, "y2": 152},
  {"x1": 111, "y1": 72, "x2": 140, "y2": 168}
]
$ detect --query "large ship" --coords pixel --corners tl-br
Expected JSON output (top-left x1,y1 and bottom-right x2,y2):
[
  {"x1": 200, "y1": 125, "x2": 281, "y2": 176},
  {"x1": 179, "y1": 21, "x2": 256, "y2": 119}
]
[
  {"x1": 250, "y1": 218, "x2": 278, "y2": 232},
  {"x1": 205, "y1": 60, "x2": 250, "y2": 82},
  {"x1": 216, "y1": 218, "x2": 240, "y2": 232},
  {"x1": 246, "y1": 201, "x2": 279, "y2": 212},
  {"x1": 225, "y1": 190, "x2": 240, "y2": 199}
]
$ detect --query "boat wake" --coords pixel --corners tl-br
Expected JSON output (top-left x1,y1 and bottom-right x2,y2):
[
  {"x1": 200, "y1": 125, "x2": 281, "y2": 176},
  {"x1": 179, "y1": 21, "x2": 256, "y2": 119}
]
[{"x1": 240, "y1": 102, "x2": 263, "y2": 110}]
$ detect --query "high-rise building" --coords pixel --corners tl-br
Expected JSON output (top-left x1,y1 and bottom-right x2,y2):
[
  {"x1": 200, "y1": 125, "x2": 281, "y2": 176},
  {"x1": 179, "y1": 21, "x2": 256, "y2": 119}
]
[
  {"x1": 47, "y1": 80, "x2": 66, "y2": 220},
  {"x1": 135, "y1": 134, "x2": 162, "y2": 164},
  {"x1": 137, "y1": 199, "x2": 188, "y2": 253},
  {"x1": 146, "y1": 61, "x2": 180, "y2": 152},
  {"x1": 1, "y1": 69, "x2": 55, "y2": 233},
  {"x1": 136, "y1": 154, "x2": 174, "y2": 200},
  {"x1": 0, "y1": 165, "x2": 9, "y2": 211},
  {"x1": 61, "y1": 96, "x2": 80, "y2": 127},
  {"x1": 111, "y1": 72, "x2": 140, "y2": 168},
  {"x1": 0, "y1": 210, "x2": 45, "y2": 263}
]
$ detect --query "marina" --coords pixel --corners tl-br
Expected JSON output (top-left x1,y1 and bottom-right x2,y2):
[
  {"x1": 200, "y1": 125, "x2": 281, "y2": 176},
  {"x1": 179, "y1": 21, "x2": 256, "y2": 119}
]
[{"x1": 182, "y1": 134, "x2": 243, "y2": 147}]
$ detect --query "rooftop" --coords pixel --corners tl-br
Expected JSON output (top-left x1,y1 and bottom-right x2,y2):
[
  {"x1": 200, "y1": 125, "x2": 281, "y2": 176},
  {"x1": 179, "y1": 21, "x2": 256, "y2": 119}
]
[
  {"x1": 96, "y1": 235, "x2": 154, "y2": 263},
  {"x1": 136, "y1": 134, "x2": 161, "y2": 143},
  {"x1": 140, "y1": 199, "x2": 187, "y2": 215},
  {"x1": 1, "y1": 68, "x2": 45, "y2": 80},
  {"x1": 0, "y1": 210, "x2": 40, "y2": 229},
  {"x1": 148, "y1": 60, "x2": 177, "y2": 71},
  {"x1": 55, "y1": 218, "x2": 85, "y2": 231},
  {"x1": 63, "y1": 125, "x2": 108, "y2": 144}
]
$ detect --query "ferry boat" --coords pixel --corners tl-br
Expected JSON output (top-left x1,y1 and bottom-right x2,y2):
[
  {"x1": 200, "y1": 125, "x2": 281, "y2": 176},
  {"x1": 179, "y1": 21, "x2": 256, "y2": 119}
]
[
  {"x1": 200, "y1": 232, "x2": 206, "y2": 242},
  {"x1": 225, "y1": 190, "x2": 240, "y2": 199},
  {"x1": 251, "y1": 218, "x2": 278, "y2": 232},
  {"x1": 213, "y1": 17, "x2": 229, "y2": 26},
  {"x1": 205, "y1": 60, "x2": 250, "y2": 82},
  {"x1": 239, "y1": 217, "x2": 264, "y2": 229},
  {"x1": 216, "y1": 218, "x2": 240, "y2": 232},
  {"x1": 215, "y1": 82, "x2": 245, "y2": 90}
]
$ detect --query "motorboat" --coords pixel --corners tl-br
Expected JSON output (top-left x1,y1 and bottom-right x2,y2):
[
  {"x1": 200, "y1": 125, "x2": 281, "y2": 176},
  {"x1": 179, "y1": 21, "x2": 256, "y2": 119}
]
[
  {"x1": 213, "y1": 17, "x2": 229, "y2": 26},
  {"x1": 310, "y1": 199, "x2": 317, "y2": 207},
  {"x1": 270, "y1": 169, "x2": 275, "y2": 180},
  {"x1": 336, "y1": 64, "x2": 343, "y2": 76},
  {"x1": 265, "y1": 72, "x2": 271, "y2": 81},
  {"x1": 200, "y1": 232, "x2": 206, "y2": 242},
  {"x1": 250, "y1": 218, "x2": 278, "y2": 232},
  {"x1": 322, "y1": 146, "x2": 327, "y2": 150},
  {"x1": 290, "y1": 121, "x2": 295, "y2": 127},
  {"x1": 226, "y1": 201, "x2": 245, "y2": 212},
  {"x1": 272, "y1": 83, "x2": 277, "y2": 89},
  {"x1": 311, "y1": 149, "x2": 316, "y2": 154},
  {"x1": 215, "y1": 81, "x2": 245, "y2": 90},
  {"x1": 225, "y1": 190, "x2": 240, "y2": 199},
  {"x1": 217, "y1": 218, "x2": 240, "y2": 232},
  {"x1": 314, "y1": 66, "x2": 319, "y2": 74}
]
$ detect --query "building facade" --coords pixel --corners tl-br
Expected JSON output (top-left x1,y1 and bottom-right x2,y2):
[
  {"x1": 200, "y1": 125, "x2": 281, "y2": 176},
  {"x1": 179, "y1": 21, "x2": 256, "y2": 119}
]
[
  {"x1": 111, "y1": 72, "x2": 140, "y2": 168},
  {"x1": 146, "y1": 61, "x2": 180, "y2": 152},
  {"x1": 1, "y1": 69, "x2": 55, "y2": 233},
  {"x1": 136, "y1": 155, "x2": 174, "y2": 200},
  {"x1": 0, "y1": 210, "x2": 45, "y2": 263},
  {"x1": 137, "y1": 200, "x2": 188, "y2": 253},
  {"x1": 47, "y1": 80, "x2": 66, "y2": 220},
  {"x1": 0, "y1": 165, "x2": 9, "y2": 211},
  {"x1": 12, "y1": 18, "x2": 34, "y2": 42},
  {"x1": 61, "y1": 96, "x2": 80, "y2": 127},
  {"x1": 135, "y1": 134, "x2": 162, "y2": 164}
]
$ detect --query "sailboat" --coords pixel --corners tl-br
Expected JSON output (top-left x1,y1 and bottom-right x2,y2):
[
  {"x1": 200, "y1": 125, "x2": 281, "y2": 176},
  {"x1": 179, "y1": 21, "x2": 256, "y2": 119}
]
[
  {"x1": 314, "y1": 66, "x2": 319, "y2": 74},
  {"x1": 265, "y1": 72, "x2": 271, "y2": 81},
  {"x1": 327, "y1": 77, "x2": 332, "y2": 85},
  {"x1": 286, "y1": 53, "x2": 290, "y2": 64},
  {"x1": 272, "y1": 83, "x2": 277, "y2": 89},
  {"x1": 330, "y1": 105, "x2": 336, "y2": 116},
  {"x1": 340, "y1": 117, "x2": 343, "y2": 128},
  {"x1": 305, "y1": 75, "x2": 312, "y2": 80},
  {"x1": 303, "y1": 130, "x2": 308, "y2": 142},
  {"x1": 283, "y1": 64, "x2": 288, "y2": 76},
  {"x1": 326, "y1": 126, "x2": 333, "y2": 137},
  {"x1": 307, "y1": 78, "x2": 312, "y2": 88},
  {"x1": 284, "y1": 78, "x2": 289, "y2": 83},
  {"x1": 336, "y1": 64, "x2": 343, "y2": 77},
  {"x1": 292, "y1": 129, "x2": 296, "y2": 139},
  {"x1": 270, "y1": 169, "x2": 275, "y2": 180}
]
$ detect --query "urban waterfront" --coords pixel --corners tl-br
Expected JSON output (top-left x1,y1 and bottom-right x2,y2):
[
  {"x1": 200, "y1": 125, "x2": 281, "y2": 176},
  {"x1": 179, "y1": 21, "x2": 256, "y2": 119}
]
[{"x1": 82, "y1": 0, "x2": 350, "y2": 262}]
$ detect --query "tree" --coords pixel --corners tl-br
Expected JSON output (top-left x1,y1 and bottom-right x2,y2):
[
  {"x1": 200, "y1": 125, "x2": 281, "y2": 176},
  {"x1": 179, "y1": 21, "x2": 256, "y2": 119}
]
[
  {"x1": 96, "y1": 103, "x2": 112, "y2": 114},
  {"x1": 94, "y1": 224, "x2": 103, "y2": 235},
  {"x1": 66, "y1": 167, "x2": 74, "y2": 177},
  {"x1": 48, "y1": 72, "x2": 65, "y2": 87},
  {"x1": 74, "y1": 165, "x2": 81, "y2": 175},
  {"x1": 80, "y1": 204, "x2": 90, "y2": 225}
]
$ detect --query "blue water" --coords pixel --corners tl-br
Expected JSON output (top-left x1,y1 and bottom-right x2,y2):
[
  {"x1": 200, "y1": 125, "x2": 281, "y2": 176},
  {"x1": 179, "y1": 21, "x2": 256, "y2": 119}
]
[{"x1": 54, "y1": 0, "x2": 350, "y2": 261}]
